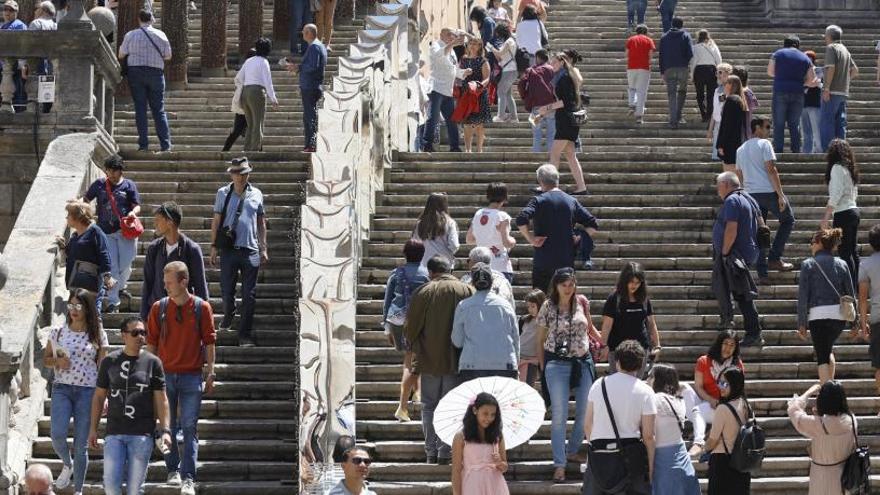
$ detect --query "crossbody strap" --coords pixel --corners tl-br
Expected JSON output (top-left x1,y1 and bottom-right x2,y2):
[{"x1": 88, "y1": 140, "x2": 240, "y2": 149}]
[
  {"x1": 663, "y1": 396, "x2": 686, "y2": 435},
  {"x1": 811, "y1": 414, "x2": 856, "y2": 466},
  {"x1": 140, "y1": 27, "x2": 166, "y2": 61},
  {"x1": 104, "y1": 179, "x2": 124, "y2": 223},
  {"x1": 600, "y1": 378, "x2": 623, "y2": 445},
  {"x1": 813, "y1": 259, "x2": 842, "y2": 299},
  {"x1": 719, "y1": 401, "x2": 745, "y2": 455}
]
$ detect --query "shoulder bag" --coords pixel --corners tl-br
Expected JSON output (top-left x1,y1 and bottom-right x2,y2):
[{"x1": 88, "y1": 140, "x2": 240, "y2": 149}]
[
  {"x1": 215, "y1": 184, "x2": 248, "y2": 250},
  {"x1": 811, "y1": 413, "x2": 870, "y2": 493},
  {"x1": 105, "y1": 179, "x2": 143, "y2": 240},
  {"x1": 814, "y1": 259, "x2": 857, "y2": 322},
  {"x1": 662, "y1": 395, "x2": 694, "y2": 440},
  {"x1": 586, "y1": 378, "x2": 650, "y2": 493}
]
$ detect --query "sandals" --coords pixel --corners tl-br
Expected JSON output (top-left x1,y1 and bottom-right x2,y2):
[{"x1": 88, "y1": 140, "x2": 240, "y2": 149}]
[{"x1": 552, "y1": 467, "x2": 566, "y2": 483}]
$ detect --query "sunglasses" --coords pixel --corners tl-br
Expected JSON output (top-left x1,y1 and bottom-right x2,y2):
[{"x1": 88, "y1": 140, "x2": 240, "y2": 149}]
[
  {"x1": 67, "y1": 302, "x2": 84, "y2": 312},
  {"x1": 124, "y1": 329, "x2": 147, "y2": 337},
  {"x1": 554, "y1": 267, "x2": 575, "y2": 276},
  {"x1": 718, "y1": 381, "x2": 730, "y2": 389},
  {"x1": 350, "y1": 456, "x2": 372, "y2": 466}
]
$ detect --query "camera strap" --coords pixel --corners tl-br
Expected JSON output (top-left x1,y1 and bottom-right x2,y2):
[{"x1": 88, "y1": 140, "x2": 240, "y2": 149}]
[{"x1": 219, "y1": 183, "x2": 248, "y2": 238}]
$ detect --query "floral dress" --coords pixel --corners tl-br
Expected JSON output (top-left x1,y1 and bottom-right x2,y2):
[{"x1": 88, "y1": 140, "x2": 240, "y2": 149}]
[{"x1": 460, "y1": 56, "x2": 491, "y2": 125}]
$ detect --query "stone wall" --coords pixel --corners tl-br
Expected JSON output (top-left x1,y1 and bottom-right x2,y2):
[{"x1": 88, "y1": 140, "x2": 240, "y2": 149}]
[{"x1": 756, "y1": 0, "x2": 880, "y2": 25}]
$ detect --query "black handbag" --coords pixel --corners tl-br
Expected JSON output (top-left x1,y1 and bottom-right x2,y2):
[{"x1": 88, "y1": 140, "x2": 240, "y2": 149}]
[
  {"x1": 841, "y1": 413, "x2": 871, "y2": 493},
  {"x1": 586, "y1": 378, "x2": 650, "y2": 494}
]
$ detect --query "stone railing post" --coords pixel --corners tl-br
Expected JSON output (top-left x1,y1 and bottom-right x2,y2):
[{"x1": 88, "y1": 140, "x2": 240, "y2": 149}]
[{"x1": 0, "y1": 57, "x2": 15, "y2": 114}]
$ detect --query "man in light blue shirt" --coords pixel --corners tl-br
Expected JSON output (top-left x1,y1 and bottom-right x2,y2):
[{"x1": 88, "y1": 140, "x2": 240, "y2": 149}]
[
  {"x1": 328, "y1": 447, "x2": 377, "y2": 495},
  {"x1": 735, "y1": 115, "x2": 795, "y2": 283},
  {"x1": 210, "y1": 157, "x2": 267, "y2": 347}
]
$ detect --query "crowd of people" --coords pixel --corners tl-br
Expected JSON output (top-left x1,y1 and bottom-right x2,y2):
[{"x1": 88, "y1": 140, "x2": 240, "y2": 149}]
[{"x1": 49, "y1": 152, "x2": 267, "y2": 495}]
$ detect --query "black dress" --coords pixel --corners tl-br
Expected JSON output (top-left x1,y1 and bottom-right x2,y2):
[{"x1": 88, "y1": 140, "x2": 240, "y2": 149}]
[
  {"x1": 460, "y1": 56, "x2": 491, "y2": 125},
  {"x1": 715, "y1": 95, "x2": 746, "y2": 165},
  {"x1": 554, "y1": 69, "x2": 580, "y2": 142}
]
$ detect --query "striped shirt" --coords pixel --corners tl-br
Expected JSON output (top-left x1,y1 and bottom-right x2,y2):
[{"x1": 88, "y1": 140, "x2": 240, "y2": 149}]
[{"x1": 120, "y1": 24, "x2": 171, "y2": 69}]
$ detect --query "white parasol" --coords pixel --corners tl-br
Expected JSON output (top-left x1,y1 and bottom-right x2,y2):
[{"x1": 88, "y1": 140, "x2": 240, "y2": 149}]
[{"x1": 432, "y1": 376, "x2": 545, "y2": 450}]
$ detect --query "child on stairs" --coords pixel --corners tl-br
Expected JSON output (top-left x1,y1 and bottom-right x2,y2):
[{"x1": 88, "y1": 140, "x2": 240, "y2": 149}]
[{"x1": 451, "y1": 393, "x2": 510, "y2": 495}]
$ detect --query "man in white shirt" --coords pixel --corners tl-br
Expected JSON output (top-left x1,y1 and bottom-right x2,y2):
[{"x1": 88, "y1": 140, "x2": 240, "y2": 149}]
[
  {"x1": 584, "y1": 340, "x2": 656, "y2": 494},
  {"x1": 422, "y1": 28, "x2": 472, "y2": 152},
  {"x1": 735, "y1": 115, "x2": 795, "y2": 285}
]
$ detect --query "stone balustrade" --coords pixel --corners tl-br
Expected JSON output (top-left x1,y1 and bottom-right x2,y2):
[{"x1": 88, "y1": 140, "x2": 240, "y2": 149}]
[{"x1": 756, "y1": 0, "x2": 880, "y2": 25}]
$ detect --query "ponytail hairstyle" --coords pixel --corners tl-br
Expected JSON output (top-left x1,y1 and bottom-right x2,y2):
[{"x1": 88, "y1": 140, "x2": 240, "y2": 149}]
[
  {"x1": 811, "y1": 228, "x2": 843, "y2": 253},
  {"x1": 554, "y1": 51, "x2": 583, "y2": 106},
  {"x1": 825, "y1": 138, "x2": 859, "y2": 185}
]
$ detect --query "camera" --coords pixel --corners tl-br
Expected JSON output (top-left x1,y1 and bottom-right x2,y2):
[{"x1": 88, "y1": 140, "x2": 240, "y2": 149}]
[{"x1": 555, "y1": 339, "x2": 570, "y2": 356}]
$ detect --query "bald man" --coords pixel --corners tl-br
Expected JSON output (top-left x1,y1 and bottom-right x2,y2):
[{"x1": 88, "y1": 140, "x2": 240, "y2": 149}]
[
  {"x1": 294, "y1": 23, "x2": 326, "y2": 152},
  {"x1": 24, "y1": 464, "x2": 55, "y2": 495}
]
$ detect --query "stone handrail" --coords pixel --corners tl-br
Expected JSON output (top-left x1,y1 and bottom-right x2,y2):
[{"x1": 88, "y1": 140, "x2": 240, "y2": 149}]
[
  {"x1": 754, "y1": 0, "x2": 880, "y2": 25},
  {"x1": 0, "y1": 133, "x2": 105, "y2": 491}
]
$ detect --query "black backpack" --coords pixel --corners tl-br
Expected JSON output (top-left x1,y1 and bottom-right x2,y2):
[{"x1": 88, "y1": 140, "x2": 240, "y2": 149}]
[
  {"x1": 515, "y1": 47, "x2": 531, "y2": 74},
  {"x1": 721, "y1": 400, "x2": 766, "y2": 475}
]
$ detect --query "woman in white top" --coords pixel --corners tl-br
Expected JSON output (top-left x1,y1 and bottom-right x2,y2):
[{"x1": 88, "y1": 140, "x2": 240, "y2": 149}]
[
  {"x1": 486, "y1": 23, "x2": 519, "y2": 123},
  {"x1": 412, "y1": 193, "x2": 460, "y2": 267},
  {"x1": 648, "y1": 364, "x2": 701, "y2": 495},
  {"x1": 820, "y1": 139, "x2": 860, "y2": 288},
  {"x1": 515, "y1": 6, "x2": 546, "y2": 63},
  {"x1": 487, "y1": 0, "x2": 511, "y2": 24},
  {"x1": 234, "y1": 37, "x2": 279, "y2": 151},
  {"x1": 44, "y1": 289, "x2": 109, "y2": 494},
  {"x1": 466, "y1": 183, "x2": 515, "y2": 279},
  {"x1": 691, "y1": 29, "x2": 722, "y2": 123}
]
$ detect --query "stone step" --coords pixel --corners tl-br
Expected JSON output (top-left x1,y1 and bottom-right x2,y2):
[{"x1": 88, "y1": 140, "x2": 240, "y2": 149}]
[
  {"x1": 39, "y1": 418, "x2": 296, "y2": 440},
  {"x1": 43, "y1": 399, "x2": 294, "y2": 419},
  {"x1": 31, "y1": 458, "x2": 292, "y2": 483}
]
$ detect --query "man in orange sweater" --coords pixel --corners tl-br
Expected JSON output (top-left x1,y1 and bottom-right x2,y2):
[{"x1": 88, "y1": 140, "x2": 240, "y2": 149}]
[{"x1": 147, "y1": 261, "x2": 216, "y2": 495}]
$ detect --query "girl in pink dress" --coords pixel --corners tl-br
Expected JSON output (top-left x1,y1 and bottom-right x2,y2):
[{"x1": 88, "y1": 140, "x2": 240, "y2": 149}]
[{"x1": 452, "y1": 393, "x2": 510, "y2": 495}]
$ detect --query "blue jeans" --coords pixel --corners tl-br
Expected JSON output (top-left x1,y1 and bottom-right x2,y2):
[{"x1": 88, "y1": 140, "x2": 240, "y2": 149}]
[
  {"x1": 531, "y1": 110, "x2": 555, "y2": 152},
  {"x1": 165, "y1": 372, "x2": 203, "y2": 481},
  {"x1": 220, "y1": 247, "x2": 260, "y2": 340},
  {"x1": 50, "y1": 383, "x2": 94, "y2": 492},
  {"x1": 626, "y1": 0, "x2": 648, "y2": 27},
  {"x1": 801, "y1": 106, "x2": 822, "y2": 154},
  {"x1": 751, "y1": 192, "x2": 795, "y2": 278},
  {"x1": 771, "y1": 90, "x2": 804, "y2": 153},
  {"x1": 423, "y1": 91, "x2": 460, "y2": 151},
  {"x1": 289, "y1": 0, "x2": 314, "y2": 55},
  {"x1": 544, "y1": 357, "x2": 593, "y2": 467},
  {"x1": 103, "y1": 434, "x2": 154, "y2": 495},
  {"x1": 106, "y1": 231, "x2": 138, "y2": 306},
  {"x1": 127, "y1": 66, "x2": 171, "y2": 151},
  {"x1": 301, "y1": 88, "x2": 322, "y2": 149},
  {"x1": 659, "y1": 0, "x2": 677, "y2": 32},
  {"x1": 820, "y1": 94, "x2": 848, "y2": 151}
]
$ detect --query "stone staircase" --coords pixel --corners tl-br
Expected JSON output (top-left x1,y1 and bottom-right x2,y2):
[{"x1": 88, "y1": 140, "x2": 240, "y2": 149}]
[
  {"x1": 26, "y1": 6, "x2": 360, "y2": 495},
  {"x1": 354, "y1": 0, "x2": 880, "y2": 493}
]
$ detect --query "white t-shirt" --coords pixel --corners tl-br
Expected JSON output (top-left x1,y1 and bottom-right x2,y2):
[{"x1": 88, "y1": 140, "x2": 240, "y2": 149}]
[
  {"x1": 52, "y1": 324, "x2": 109, "y2": 388},
  {"x1": 166, "y1": 242, "x2": 179, "y2": 257},
  {"x1": 735, "y1": 138, "x2": 777, "y2": 194},
  {"x1": 711, "y1": 86, "x2": 724, "y2": 123},
  {"x1": 653, "y1": 393, "x2": 687, "y2": 448},
  {"x1": 588, "y1": 373, "x2": 656, "y2": 441},
  {"x1": 470, "y1": 208, "x2": 513, "y2": 273}
]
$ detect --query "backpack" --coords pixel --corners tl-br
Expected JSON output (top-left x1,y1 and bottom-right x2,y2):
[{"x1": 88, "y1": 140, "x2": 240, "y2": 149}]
[
  {"x1": 159, "y1": 295, "x2": 206, "y2": 363},
  {"x1": 721, "y1": 400, "x2": 766, "y2": 475}
]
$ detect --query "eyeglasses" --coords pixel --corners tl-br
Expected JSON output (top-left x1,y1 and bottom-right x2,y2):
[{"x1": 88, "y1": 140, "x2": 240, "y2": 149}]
[
  {"x1": 350, "y1": 456, "x2": 372, "y2": 466},
  {"x1": 67, "y1": 302, "x2": 84, "y2": 312},
  {"x1": 124, "y1": 329, "x2": 147, "y2": 337}
]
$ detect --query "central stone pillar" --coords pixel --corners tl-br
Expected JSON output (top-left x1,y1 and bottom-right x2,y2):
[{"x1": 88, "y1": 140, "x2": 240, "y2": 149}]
[
  {"x1": 162, "y1": 0, "x2": 189, "y2": 89},
  {"x1": 238, "y1": 0, "x2": 264, "y2": 57},
  {"x1": 201, "y1": 0, "x2": 229, "y2": 76}
]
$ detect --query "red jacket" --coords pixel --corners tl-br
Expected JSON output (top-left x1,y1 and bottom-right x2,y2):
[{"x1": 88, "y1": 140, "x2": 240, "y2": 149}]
[
  {"x1": 518, "y1": 63, "x2": 556, "y2": 111},
  {"x1": 451, "y1": 82, "x2": 484, "y2": 123}
]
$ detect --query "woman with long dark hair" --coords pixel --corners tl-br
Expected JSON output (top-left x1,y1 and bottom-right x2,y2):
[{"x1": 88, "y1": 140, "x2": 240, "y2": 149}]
[
  {"x1": 451, "y1": 392, "x2": 509, "y2": 494},
  {"x1": 691, "y1": 29, "x2": 723, "y2": 122},
  {"x1": 45, "y1": 289, "x2": 108, "y2": 493},
  {"x1": 797, "y1": 228, "x2": 855, "y2": 383},
  {"x1": 715, "y1": 74, "x2": 748, "y2": 170},
  {"x1": 705, "y1": 367, "x2": 751, "y2": 493},
  {"x1": 648, "y1": 364, "x2": 701, "y2": 495},
  {"x1": 600, "y1": 261, "x2": 661, "y2": 375},
  {"x1": 412, "y1": 193, "x2": 460, "y2": 267},
  {"x1": 788, "y1": 381, "x2": 858, "y2": 495},
  {"x1": 469, "y1": 6, "x2": 497, "y2": 47},
  {"x1": 536, "y1": 51, "x2": 587, "y2": 194},
  {"x1": 821, "y1": 138, "x2": 860, "y2": 288},
  {"x1": 536, "y1": 268, "x2": 601, "y2": 482},
  {"x1": 689, "y1": 330, "x2": 744, "y2": 457}
]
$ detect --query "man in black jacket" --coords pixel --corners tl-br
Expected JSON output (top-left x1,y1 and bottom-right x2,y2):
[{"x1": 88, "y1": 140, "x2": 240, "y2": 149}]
[{"x1": 140, "y1": 202, "x2": 209, "y2": 319}]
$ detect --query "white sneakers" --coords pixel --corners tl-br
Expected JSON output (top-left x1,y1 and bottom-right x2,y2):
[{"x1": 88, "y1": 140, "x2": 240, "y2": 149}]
[
  {"x1": 55, "y1": 465, "x2": 72, "y2": 489},
  {"x1": 167, "y1": 471, "x2": 182, "y2": 486},
  {"x1": 181, "y1": 479, "x2": 196, "y2": 495}
]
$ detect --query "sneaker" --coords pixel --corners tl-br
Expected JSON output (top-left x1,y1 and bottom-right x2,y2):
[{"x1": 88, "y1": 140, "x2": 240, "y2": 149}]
[
  {"x1": 167, "y1": 471, "x2": 182, "y2": 486},
  {"x1": 740, "y1": 336, "x2": 765, "y2": 348},
  {"x1": 437, "y1": 457, "x2": 451, "y2": 466},
  {"x1": 394, "y1": 406, "x2": 411, "y2": 422},
  {"x1": 181, "y1": 479, "x2": 196, "y2": 495},
  {"x1": 425, "y1": 455, "x2": 437, "y2": 464},
  {"x1": 103, "y1": 303, "x2": 120, "y2": 314},
  {"x1": 635, "y1": 116, "x2": 644, "y2": 124},
  {"x1": 119, "y1": 289, "x2": 133, "y2": 300},
  {"x1": 219, "y1": 311, "x2": 236, "y2": 331},
  {"x1": 492, "y1": 116, "x2": 507, "y2": 123},
  {"x1": 768, "y1": 259, "x2": 795, "y2": 272},
  {"x1": 55, "y1": 464, "x2": 72, "y2": 489},
  {"x1": 239, "y1": 337, "x2": 256, "y2": 348}
]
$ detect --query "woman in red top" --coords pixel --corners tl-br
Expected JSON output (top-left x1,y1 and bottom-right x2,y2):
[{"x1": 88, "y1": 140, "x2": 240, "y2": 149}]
[{"x1": 689, "y1": 330, "x2": 744, "y2": 457}]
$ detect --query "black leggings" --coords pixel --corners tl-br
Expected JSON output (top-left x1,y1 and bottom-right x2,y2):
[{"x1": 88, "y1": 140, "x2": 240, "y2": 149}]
[
  {"x1": 833, "y1": 208, "x2": 860, "y2": 289},
  {"x1": 223, "y1": 114, "x2": 248, "y2": 151},
  {"x1": 693, "y1": 65, "x2": 717, "y2": 121},
  {"x1": 809, "y1": 319, "x2": 845, "y2": 365}
]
